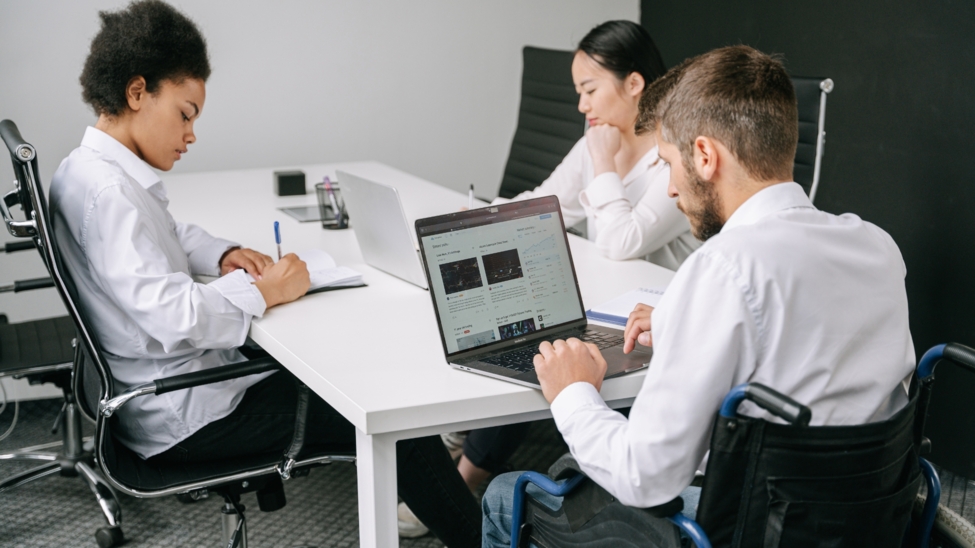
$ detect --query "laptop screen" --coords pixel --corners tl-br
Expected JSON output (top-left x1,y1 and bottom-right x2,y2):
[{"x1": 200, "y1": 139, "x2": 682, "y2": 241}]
[{"x1": 416, "y1": 196, "x2": 585, "y2": 357}]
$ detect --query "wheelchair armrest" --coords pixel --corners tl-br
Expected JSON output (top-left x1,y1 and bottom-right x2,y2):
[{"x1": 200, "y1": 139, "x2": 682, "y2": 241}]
[
  {"x1": 668, "y1": 514, "x2": 712, "y2": 548},
  {"x1": 99, "y1": 356, "x2": 280, "y2": 417},
  {"x1": 720, "y1": 382, "x2": 811, "y2": 426}
]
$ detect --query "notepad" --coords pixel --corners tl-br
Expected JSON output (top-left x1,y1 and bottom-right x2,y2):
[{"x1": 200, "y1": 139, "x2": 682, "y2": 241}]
[
  {"x1": 585, "y1": 286, "x2": 667, "y2": 327},
  {"x1": 246, "y1": 249, "x2": 365, "y2": 293},
  {"x1": 297, "y1": 249, "x2": 365, "y2": 293}
]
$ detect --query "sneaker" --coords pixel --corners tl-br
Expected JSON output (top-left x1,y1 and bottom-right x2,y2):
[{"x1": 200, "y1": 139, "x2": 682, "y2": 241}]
[
  {"x1": 398, "y1": 501, "x2": 430, "y2": 538},
  {"x1": 441, "y1": 431, "x2": 467, "y2": 462}
]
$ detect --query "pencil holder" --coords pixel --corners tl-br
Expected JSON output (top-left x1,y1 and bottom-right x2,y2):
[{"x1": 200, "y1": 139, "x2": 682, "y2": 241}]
[{"x1": 314, "y1": 181, "x2": 349, "y2": 230}]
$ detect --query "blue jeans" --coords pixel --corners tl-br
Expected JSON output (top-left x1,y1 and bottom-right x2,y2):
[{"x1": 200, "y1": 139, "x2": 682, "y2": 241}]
[{"x1": 482, "y1": 471, "x2": 701, "y2": 548}]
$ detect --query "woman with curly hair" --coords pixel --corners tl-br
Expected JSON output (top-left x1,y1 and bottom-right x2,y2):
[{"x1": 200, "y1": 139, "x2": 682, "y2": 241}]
[{"x1": 49, "y1": 2, "x2": 481, "y2": 545}]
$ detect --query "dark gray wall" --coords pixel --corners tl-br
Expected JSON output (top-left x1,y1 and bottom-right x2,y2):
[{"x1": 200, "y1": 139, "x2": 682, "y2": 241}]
[{"x1": 641, "y1": 1, "x2": 975, "y2": 357}]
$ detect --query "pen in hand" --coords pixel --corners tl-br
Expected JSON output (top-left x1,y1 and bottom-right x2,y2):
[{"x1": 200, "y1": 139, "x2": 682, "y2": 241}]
[
  {"x1": 469, "y1": 184, "x2": 474, "y2": 210},
  {"x1": 274, "y1": 221, "x2": 282, "y2": 261}
]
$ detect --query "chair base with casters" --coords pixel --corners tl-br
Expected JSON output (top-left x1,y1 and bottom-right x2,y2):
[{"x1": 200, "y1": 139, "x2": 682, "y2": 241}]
[
  {"x1": 0, "y1": 317, "x2": 124, "y2": 547},
  {"x1": 509, "y1": 377, "x2": 941, "y2": 548}
]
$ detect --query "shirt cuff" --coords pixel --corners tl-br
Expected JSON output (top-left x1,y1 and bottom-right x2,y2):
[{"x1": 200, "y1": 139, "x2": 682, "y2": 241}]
[
  {"x1": 208, "y1": 269, "x2": 267, "y2": 318},
  {"x1": 551, "y1": 381, "x2": 606, "y2": 426},
  {"x1": 491, "y1": 196, "x2": 512, "y2": 205},
  {"x1": 580, "y1": 172, "x2": 626, "y2": 209},
  {"x1": 190, "y1": 237, "x2": 240, "y2": 277}
]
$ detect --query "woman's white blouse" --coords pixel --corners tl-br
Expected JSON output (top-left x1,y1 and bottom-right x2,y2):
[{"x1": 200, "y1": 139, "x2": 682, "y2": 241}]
[{"x1": 493, "y1": 136, "x2": 700, "y2": 270}]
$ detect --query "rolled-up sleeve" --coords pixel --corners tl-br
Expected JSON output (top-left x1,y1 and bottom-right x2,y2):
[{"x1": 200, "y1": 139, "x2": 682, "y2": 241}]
[{"x1": 84, "y1": 184, "x2": 265, "y2": 354}]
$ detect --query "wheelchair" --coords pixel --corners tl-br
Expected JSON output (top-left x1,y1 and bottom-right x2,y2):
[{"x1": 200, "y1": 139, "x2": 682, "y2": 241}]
[{"x1": 508, "y1": 343, "x2": 975, "y2": 548}]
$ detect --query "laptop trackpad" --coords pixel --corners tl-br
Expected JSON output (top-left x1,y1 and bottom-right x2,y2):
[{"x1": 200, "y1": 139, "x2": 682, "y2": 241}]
[{"x1": 603, "y1": 346, "x2": 652, "y2": 378}]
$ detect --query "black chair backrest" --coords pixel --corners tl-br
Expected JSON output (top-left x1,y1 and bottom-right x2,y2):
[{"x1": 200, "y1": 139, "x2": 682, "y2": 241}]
[
  {"x1": 0, "y1": 120, "x2": 113, "y2": 418},
  {"x1": 497, "y1": 46, "x2": 585, "y2": 199},
  {"x1": 696, "y1": 383, "x2": 921, "y2": 547},
  {"x1": 791, "y1": 76, "x2": 832, "y2": 202}
]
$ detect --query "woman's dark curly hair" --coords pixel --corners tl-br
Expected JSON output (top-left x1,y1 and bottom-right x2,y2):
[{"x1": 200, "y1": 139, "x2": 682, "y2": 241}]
[{"x1": 80, "y1": 0, "x2": 211, "y2": 116}]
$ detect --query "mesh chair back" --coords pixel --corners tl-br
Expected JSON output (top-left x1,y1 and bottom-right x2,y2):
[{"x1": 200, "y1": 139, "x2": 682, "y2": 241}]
[
  {"x1": 791, "y1": 77, "x2": 833, "y2": 202},
  {"x1": 497, "y1": 46, "x2": 585, "y2": 199}
]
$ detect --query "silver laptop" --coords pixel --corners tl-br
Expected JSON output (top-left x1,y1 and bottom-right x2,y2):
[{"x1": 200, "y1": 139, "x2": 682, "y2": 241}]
[
  {"x1": 337, "y1": 171, "x2": 428, "y2": 289},
  {"x1": 415, "y1": 196, "x2": 652, "y2": 388}
]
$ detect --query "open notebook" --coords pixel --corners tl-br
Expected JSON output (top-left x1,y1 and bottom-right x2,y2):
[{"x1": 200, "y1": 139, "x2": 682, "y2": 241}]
[
  {"x1": 585, "y1": 286, "x2": 667, "y2": 327},
  {"x1": 246, "y1": 249, "x2": 364, "y2": 294}
]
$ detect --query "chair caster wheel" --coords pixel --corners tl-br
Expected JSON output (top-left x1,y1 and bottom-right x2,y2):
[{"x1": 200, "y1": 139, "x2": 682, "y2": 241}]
[{"x1": 95, "y1": 525, "x2": 124, "y2": 548}]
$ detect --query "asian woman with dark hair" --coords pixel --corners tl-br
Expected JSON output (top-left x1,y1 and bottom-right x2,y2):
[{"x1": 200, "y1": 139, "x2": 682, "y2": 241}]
[{"x1": 494, "y1": 20, "x2": 700, "y2": 269}]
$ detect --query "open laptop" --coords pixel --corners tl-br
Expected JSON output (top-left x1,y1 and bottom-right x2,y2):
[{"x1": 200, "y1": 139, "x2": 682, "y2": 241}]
[
  {"x1": 415, "y1": 195, "x2": 652, "y2": 388},
  {"x1": 337, "y1": 171, "x2": 428, "y2": 289}
]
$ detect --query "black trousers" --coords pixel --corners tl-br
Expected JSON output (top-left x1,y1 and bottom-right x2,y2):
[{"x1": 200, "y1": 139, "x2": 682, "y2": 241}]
[
  {"x1": 151, "y1": 370, "x2": 481, "y2": 548},
  {"x1": 463, "y1": 423, "x2": 532, "y2": 474}
]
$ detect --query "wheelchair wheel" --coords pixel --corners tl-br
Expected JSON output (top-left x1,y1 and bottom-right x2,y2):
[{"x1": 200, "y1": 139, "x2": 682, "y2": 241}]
[{"x1": 916, "y1": 495, "x2": 975, "y2": 548}]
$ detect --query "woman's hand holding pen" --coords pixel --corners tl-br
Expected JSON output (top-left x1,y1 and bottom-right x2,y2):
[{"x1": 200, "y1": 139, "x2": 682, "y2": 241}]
[
  {"x1": 221, "y1": 247, "x2": 274, "y2": 279},
  {"x1": 622, "y1": 303, "x2": 654, "y2": 354},
  {"x1": 254, "y1": 253, "x2": 311, "y2": 308}
]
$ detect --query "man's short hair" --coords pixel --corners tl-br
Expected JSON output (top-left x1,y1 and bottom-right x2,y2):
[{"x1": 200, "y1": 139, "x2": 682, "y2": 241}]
[
  {"x1": 80, "y1": 0, "x2": 211, "y2": 117},
  {"x1": 634, "y1": 58, "x2": 691, "y2": 136},
  {"x1": 656, "y1": 46, "x2": 798, "y2": 182}
]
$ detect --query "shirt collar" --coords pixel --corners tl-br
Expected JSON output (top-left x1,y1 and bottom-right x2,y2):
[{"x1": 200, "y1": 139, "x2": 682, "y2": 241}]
[
  {"x1": 81, "y1": 126, "x2": 162, "y2": 190},
  {"x1": 721, "y1": 182, "x2": 814, "y2": 233}
]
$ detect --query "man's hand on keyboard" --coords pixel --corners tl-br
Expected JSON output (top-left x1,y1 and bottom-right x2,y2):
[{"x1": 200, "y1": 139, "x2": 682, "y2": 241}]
[{"x1": 534, "y1": 338, "x2": 607, "y2": 404}]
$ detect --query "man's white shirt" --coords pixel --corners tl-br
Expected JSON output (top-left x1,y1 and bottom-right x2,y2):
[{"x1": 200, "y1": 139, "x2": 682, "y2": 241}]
[
  {"x1": 551, "y1": 182, "x2": 915, "y2": 508},
  {"x1": 50, "y1": 127, "x2": 272, "y2": 459}
]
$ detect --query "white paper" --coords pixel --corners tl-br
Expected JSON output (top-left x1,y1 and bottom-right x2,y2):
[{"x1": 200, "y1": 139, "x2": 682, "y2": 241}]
[
  {"x1": 246, "y1": 249, "x2": 362, "y2": 289},
  {"x1": 589, "y1": 286, "x2": 667, "y2": 317}
]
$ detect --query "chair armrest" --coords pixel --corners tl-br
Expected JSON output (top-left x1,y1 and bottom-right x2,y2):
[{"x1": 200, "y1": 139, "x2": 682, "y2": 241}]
[
  {"x1": 0, "y1": 276, "x2": 54, "y2": 294},
  {"x1": 99, "y1": 356, "x2": 280, "y2": 417},
  {"x1": 720, "y1": 382, "x2": 811, "y2": 426},
  {"x1": 667, "y1": 514, "x2": 711, "y2": 548},
  {"x1": 4, "y1": 240, "x2": 35, "y2": 253}
]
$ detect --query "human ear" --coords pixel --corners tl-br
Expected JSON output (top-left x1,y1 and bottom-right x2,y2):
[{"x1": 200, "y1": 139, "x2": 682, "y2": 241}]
[
  {"x1": 694, "y1": 136, "x2": 719, "y2": 181},
  {"x1": 125, "y1": 76, "x2": 148, "y2": 112},
  {"x1": 627, "y1": 72, "x2": 645, "y2": 98}
]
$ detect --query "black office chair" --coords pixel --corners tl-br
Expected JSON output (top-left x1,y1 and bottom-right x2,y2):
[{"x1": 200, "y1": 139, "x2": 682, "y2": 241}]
[
  {"x1": 509, "y1": 372, "x2": 941, "y2": 548},
  {"x1": 1, "y1": 207, "x2": 122, "y2": 543},
  {"x1": 0, "y1": 119, "x2": 356, "y2": 548},
  {"x1": 497, "y1": 46, "x2": 586, "y2": 199},
  {"x1": 791, "y1": 76, "x2": 833, "y2": 203}
]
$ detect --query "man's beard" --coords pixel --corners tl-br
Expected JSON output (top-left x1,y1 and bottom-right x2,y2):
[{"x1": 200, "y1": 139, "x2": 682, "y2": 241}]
[{"x1": 677, "y1": 168, "x2": 724, "y2": 241}]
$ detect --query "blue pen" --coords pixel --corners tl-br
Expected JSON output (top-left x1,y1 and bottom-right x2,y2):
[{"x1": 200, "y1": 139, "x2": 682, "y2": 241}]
[{"x1": 274, "y1": 221, "x2": 282, "y2": 260}]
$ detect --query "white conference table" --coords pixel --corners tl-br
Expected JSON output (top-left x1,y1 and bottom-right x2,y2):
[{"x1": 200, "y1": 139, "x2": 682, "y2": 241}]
[{"x1": 164, "y1": 161, "x2": 675, "y2": 547}]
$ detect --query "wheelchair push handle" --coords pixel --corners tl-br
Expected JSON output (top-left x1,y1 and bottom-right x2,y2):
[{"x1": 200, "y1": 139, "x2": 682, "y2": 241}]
[
  {"x1": 720, "y1": 383, "x2": 812, "y2": 426},
  {"x1": 918, "y1": 342, "x2": 975, "y2": 379}
]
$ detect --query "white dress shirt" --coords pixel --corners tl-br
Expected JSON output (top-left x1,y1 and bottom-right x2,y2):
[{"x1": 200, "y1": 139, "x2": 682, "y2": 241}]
[
  {"x1": 551, "y1": 182, "x2": 915, "y2": 507},
  {"x1": 493, "y1": 136, "x2": 700, "y2": 270},
  {"x1": 50, "y1": 127, "x2": 272, "y2": 459}
]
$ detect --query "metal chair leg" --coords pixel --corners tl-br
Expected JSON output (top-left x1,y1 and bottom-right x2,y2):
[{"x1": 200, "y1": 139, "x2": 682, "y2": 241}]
[
  {"x1": 0, "y1": 451, "x2": 59, "y2": 463},
  {"x1": 76, "y1": 460, "x2": 122, "y2": 527},
  {"x1": 0, "y1": 460, "x2": 60, "y2": 493}
]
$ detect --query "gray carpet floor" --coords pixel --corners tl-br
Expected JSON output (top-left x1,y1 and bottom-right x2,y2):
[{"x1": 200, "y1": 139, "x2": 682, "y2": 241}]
[
  {"x1": 4, "y1": 398, "x2": 975, "y2": 547},
  {"x1": 0, "y1": 398, "x2": 568, "y2": 547}
]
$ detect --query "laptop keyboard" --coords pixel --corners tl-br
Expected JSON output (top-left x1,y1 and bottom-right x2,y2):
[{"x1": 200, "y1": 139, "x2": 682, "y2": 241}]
[{"x1": 479, "y1": 330, "x2": 624, "y2": 373}]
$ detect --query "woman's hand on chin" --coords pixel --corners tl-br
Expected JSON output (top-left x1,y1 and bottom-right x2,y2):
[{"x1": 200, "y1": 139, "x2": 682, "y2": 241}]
[{"x1": 586, "y1": 124, "x2": 621, "y2": 176}]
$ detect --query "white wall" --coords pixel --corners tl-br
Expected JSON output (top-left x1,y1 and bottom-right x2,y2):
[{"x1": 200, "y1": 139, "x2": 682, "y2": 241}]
[{"x1": 0, "y1": 0, "x2": 638, "y2": 400}]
